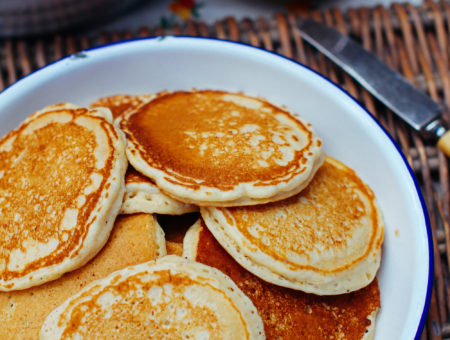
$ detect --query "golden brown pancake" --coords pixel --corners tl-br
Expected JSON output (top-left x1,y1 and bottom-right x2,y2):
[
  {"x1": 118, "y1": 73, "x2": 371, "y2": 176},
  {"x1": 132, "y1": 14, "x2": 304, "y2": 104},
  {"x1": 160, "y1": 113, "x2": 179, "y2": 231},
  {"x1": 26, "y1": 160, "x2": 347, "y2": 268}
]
[
  {"x1": 184, "y1": 221, "x2": 380, "y2": 340},
  {"x1": 201, "y1": 156, "x2": 384, "y2": 295},
  {"x1": 40, "y1": 256, "x2": 265, "y2": 339},
  {"x1": 90, "y1": 94, "x2": 154, "y2": 119},
  {"x1": 120, "y1": 166, "x2": 198, "y2": 215},
  {"x1": 0, "y1": 213, "x2": 166, "y2": 340},
  {"x1": 0, "y1": 104, "x2": 127, "y2": 291},
  {"x1": 119, "y1": 90, "x2": 324, "y2": 206}
]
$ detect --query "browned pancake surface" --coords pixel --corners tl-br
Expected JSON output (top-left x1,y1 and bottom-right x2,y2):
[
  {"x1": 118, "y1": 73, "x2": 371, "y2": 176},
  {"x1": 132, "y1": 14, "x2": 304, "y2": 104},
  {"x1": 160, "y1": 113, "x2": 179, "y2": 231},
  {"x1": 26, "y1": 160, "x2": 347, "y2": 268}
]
[
  {"x1": 0, "y1": 109, "x2": 117, "y2": 285},
  {"x1": 41, "y1": 256, "x2": 265, "y2": 339},
  {"x1": 122, "y1": 90, "x2": 318, "y2": 190},
  {"x1": 90, "y1": 94, "x2": 151, "y2": 119},
  {"x1": 59, "y1": 270, "x2": 223, "y2": 338},
  {"x1": 221, "y1": 157, "x2": 382, "y2": 274},
  {"x1": 0, "y1": 213, "x2": 160, "y2": 340},
  {"x1": 195, "y1": 224, "x2": 380, "y2": 340}
]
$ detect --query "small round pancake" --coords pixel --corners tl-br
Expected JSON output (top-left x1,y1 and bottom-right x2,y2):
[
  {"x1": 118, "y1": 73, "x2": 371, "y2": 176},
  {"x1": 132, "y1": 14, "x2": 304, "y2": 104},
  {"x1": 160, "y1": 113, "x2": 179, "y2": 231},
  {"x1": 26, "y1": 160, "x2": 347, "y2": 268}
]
[
  {"x1": 90, "y1": 94, "x2": 154, "y2": 119},
  {"x1": 0, "y1": 213, "x2": 166, "y2": 339},
  {"x1": 201, "y1": 156, "x2": 384, "y2": 295},
  {"x1": 119, "y1": 90, "x2": 324, "y2": 206},
  {"x1": 0, "y1": 104, "x2": 127, "y2": 291},
  {"x1": 120, "y1": 166, "x2": 199, "y2": 215},
  {"x1": 184, "y1": 221, "x2": 380, "y2": 340},
  {"x1": 40, "y1": 255, "x2": 265, "y2": 339}
]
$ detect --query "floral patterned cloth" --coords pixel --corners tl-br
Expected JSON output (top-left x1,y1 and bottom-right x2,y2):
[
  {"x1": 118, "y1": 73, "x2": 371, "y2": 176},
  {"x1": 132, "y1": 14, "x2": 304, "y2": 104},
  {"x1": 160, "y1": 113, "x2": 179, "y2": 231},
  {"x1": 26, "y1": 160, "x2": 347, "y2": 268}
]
[{"x1": 162, "y1": 0, "x2": 203, "y2": 27}]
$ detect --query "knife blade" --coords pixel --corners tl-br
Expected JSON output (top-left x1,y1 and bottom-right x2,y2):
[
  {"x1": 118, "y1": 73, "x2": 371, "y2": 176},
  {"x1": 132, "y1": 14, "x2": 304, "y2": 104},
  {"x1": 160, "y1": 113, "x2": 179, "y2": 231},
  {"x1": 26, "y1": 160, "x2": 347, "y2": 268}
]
[{"x1": 295, "y1": 18, "x2": 450, "y2": 156}]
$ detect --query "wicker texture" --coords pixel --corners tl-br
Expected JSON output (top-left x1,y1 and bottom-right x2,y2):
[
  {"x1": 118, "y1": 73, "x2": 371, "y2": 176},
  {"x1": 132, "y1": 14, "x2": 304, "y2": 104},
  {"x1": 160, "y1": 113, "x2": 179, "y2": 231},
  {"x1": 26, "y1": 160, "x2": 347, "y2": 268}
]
[{"x1": 0, "y1": 1, "x2": 449, "y2": 339}]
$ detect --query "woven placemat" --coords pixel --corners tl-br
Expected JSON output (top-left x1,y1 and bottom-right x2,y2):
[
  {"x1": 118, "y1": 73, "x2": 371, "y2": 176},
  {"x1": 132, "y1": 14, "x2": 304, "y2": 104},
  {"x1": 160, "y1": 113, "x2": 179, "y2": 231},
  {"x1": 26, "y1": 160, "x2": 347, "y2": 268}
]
[{"x1": 0, "y1": 1, "x2": 449, "y2": 339}]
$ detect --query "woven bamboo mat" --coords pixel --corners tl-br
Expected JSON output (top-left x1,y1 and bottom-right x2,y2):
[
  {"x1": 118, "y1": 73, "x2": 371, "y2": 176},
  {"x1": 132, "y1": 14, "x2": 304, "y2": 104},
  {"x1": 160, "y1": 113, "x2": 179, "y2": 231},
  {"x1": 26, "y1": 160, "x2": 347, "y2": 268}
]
[{"x1": 0, "y1": 0, "x2": 449, "y2": 339}]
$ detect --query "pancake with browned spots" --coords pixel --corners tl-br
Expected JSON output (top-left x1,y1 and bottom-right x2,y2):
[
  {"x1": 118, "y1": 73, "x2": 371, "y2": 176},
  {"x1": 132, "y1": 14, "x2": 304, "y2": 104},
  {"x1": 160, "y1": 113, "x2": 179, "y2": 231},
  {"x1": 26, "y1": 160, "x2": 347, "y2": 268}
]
[
  {"x1": 119, "y1": 90, "x2": 324, "y2": 206},
  {"x1": 0, "y1": 104, "x2": 127, "y2": 291},
  {"x1": 40, "y1": 256, "x2": 265, "y2": 339},
  {"x1": 120, "y1": 166, "x2": 198, "y2": 215},
  {"x1": 201, "y1": 156, "x2": 384, "y2": 295},
  {"x1": 184, "y1": 221, "x2": 380, "y2": 340},
  {"x1": 0, "y1": 213, "x2": 166, "y2": 340}
]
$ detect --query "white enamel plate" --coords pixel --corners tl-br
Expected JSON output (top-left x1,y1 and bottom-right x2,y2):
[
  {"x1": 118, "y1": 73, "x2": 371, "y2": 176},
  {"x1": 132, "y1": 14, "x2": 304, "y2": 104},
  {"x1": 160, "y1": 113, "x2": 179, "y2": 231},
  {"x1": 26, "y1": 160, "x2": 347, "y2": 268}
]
[{"x1": 0, "y1": 36, "x2": 432, "y2": 339}]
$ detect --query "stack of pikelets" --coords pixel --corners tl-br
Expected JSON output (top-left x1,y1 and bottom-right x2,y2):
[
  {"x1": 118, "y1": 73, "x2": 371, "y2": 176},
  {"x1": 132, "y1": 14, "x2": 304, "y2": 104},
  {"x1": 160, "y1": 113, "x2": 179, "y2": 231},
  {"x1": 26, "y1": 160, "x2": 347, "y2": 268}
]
[{"x1": 0, "y1": 90, "x2": 384, "y2": 339}]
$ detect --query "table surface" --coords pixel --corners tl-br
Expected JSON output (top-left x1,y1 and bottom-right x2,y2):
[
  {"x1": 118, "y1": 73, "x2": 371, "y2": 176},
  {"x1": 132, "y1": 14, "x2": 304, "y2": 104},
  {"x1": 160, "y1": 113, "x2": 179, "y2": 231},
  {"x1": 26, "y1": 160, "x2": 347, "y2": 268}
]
[{"x1": 93, "y1": 0, "x2": 425, "y2": 33}]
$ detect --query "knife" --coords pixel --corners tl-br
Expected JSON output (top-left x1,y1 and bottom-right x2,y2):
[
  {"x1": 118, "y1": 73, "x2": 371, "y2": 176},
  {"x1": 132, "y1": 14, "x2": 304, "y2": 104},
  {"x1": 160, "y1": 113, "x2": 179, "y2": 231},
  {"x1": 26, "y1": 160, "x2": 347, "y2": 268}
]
[{"x1": 295, "y1": 18, "x2": 450, "y2": 156}]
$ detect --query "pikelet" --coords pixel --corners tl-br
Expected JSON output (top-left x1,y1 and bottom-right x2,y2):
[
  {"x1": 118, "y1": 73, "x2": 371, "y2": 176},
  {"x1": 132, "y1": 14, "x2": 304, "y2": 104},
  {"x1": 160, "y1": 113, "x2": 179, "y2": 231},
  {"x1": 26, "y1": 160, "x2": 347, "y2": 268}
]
[
  {"x1": 90, "y1": 94, "x2": 198, "y2": 215},
  {"x1": 119, "y1": 90, "x2": 324, "y2": 206},
  {"x1": 0, "y1": 104, "x2": 127, "y2": 291},
  {"x1": 201, "y1": 156, "x2": 384, "y2": 295},
  {"x1": 184, "y1": 221, "x2": 380, "y2": 340},
  {"x1": 40, "y1": 255, "x2": 265, "y2": 339},
  {"x1": 0, "y1": 213, "x2": 166, "y2": 340}
]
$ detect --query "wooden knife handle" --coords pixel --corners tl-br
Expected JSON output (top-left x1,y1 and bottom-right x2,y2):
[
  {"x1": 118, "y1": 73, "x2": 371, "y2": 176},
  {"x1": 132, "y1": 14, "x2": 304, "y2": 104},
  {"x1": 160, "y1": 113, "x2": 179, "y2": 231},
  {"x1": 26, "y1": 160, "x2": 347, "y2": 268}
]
[{"x1": 437, "y1": 130, "x2": 450, "y2": 156}]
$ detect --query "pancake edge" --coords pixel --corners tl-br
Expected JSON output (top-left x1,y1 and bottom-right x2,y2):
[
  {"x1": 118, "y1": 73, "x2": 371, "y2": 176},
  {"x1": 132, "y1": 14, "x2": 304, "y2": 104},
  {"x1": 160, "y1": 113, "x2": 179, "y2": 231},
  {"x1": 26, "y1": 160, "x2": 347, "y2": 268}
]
[
  {"x1": 153, "y1": 215, "x2": 168, "y2": 258},
  {"x1": 40, "y1": 255, "x2": 265, "y2": 340},
  {"x1": 120, "y1": 90, "x2": 325, "y2": 207},
  {"x1": 119, "y1": 180, "x2": 199, "y2": 215},
  {"x1": 26, "y1": 103, "x2": 114, "y2": 124},
  {"x1": 199, "y1": 171, "x2": 385, "y2": 295},
  {"x1": 125, "y1": 140, "x2": 324, "y2": 207},
  {"x1": 0, "y1": 108, "x2": 127, "y2": 291},
  {"x1": 182, "y1": 219, "x2": 203, "y2": 260},
  {"x1": 362, "y1": 309, "x2": 380, "y2": 340}
]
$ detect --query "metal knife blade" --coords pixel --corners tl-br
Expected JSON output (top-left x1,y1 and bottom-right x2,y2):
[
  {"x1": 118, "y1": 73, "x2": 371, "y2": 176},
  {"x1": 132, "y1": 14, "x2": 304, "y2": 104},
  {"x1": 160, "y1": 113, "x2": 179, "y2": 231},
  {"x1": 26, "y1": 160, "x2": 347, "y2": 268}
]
[{"x1": 295, "y1": 18, "x2": 450, "y2": 155}]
